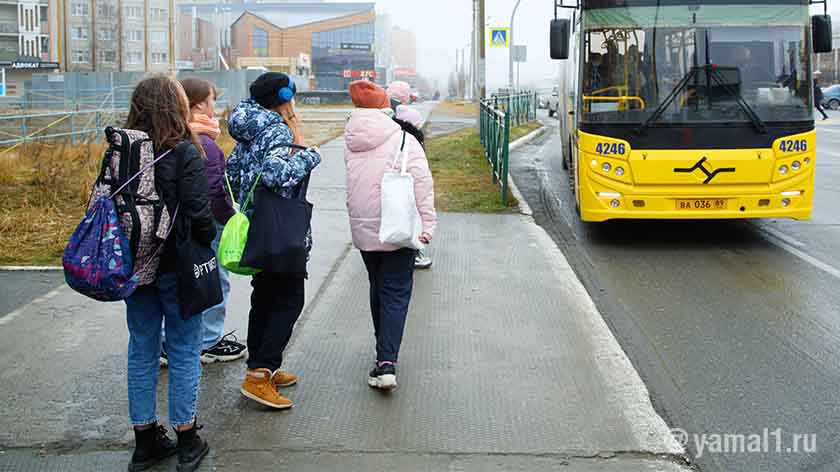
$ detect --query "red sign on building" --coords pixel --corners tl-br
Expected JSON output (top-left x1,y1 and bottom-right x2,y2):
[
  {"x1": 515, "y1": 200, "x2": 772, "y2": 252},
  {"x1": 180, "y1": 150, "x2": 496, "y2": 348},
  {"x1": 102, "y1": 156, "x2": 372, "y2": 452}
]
[{"x1": 342, "y1": 69, "x2": 377, "y2": 80}]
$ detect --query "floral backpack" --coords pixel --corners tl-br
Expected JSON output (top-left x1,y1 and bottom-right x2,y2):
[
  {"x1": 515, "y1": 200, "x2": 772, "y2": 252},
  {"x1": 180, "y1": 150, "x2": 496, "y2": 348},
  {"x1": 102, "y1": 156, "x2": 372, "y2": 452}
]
[{"x1": 62, "y1": 128, "x2": 174, "y2": 301}]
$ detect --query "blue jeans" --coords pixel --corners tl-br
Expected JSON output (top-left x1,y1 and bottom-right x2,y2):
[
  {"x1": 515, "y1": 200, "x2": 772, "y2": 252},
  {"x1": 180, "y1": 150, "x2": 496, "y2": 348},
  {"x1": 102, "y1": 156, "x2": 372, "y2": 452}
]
[
  {"x1": 161, "y1": 222, "x2": 230, "y2": 351},
  {"x1": 361, "y1": 249, "x2": 415, "y2": 363},
  {"x1": 200, "y1": 223, "x2": 230, "y2": 350},
  {"x1": 125, "y1": 273, "x2": 202, "y2": 428}
]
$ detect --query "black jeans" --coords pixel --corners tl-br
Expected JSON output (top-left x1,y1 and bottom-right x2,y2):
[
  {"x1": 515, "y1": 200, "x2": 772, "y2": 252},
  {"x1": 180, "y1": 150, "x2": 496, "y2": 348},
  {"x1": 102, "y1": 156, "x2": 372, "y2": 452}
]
[
  {"x1": 246, "y1": 272, "x2": 305, "y2": 371},
  {"x1": 361, "y1": 249, "x2": 416, "y2": 363},
  {"x1": 817, "y1": 103, "x2": 829, "y2": 120}
]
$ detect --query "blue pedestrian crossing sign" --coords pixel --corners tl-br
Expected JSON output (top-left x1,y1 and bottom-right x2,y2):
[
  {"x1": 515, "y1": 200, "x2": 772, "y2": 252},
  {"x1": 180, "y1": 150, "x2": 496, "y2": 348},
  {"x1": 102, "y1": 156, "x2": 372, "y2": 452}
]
[{"x1": 490, "y1": 28, "x2": 509, "y2": 48}]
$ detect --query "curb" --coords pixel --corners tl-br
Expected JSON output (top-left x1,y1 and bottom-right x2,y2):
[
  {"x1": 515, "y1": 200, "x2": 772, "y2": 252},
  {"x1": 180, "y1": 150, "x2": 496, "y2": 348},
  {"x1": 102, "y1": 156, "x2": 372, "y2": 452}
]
[
  {"x1": 0, "y1": 266, "x2": 62, "y2": 272},
  {"x1": 507, "y1": 126, "x2": 548, "y2": 216}
]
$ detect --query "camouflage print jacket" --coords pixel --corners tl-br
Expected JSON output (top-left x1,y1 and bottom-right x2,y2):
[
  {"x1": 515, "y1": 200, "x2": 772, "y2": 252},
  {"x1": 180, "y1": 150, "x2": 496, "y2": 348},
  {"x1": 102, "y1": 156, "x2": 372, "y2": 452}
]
[{"x1": 226, "y1": 98, "x2": 322, "y2": 255}]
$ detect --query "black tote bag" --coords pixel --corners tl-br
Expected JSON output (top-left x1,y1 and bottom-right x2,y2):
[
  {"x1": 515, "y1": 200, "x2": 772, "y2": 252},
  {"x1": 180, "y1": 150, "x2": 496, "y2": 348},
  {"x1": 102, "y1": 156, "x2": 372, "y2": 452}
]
[
  {"x1": 175, "y1": 214, "x2": 223, "y2": 319},
  {"x1": 241, "y1": 173, "x2": 313, "y2": 278}
]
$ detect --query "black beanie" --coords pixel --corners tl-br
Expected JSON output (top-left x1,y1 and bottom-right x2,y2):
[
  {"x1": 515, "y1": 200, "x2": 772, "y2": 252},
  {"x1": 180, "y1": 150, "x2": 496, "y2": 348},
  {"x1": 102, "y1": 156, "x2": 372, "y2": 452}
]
[{"x1": 250, "y1": 72, "x2": 296, "y2": 109}]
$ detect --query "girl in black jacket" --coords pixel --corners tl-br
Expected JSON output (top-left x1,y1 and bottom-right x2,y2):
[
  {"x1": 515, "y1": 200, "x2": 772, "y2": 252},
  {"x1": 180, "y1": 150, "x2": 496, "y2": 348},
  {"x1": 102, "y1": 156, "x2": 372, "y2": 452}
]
[{"x1": 122, "y1": 75, "x2": 214, "y2": 472}]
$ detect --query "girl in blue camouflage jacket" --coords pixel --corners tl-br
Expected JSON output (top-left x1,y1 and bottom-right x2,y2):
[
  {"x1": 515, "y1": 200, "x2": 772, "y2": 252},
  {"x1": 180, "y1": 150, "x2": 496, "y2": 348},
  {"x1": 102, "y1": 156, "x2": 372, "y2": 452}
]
[{"x1": 226, "y1": 73, "x2": 321, "y2": 410}]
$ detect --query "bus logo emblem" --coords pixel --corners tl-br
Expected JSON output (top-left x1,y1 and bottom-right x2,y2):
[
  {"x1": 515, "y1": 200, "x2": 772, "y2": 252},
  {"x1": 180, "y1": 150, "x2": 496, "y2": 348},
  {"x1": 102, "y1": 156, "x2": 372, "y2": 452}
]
[{"x1": 674, "y1": 157, "x2": 735, "y2": 184}]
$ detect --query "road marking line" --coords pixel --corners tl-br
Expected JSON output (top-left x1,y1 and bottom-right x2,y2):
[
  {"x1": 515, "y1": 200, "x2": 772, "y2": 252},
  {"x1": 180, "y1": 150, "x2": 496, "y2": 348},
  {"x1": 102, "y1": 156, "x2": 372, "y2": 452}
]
[
  {"x1": 753, "y1": 224, "x2": 807, "y2": 247},
  {"x1": 0, "y1": 287, "x2": 63, "y2": 326},
  {"x1": 754, "y1": 225, "x2": 840, "y2": 280}
]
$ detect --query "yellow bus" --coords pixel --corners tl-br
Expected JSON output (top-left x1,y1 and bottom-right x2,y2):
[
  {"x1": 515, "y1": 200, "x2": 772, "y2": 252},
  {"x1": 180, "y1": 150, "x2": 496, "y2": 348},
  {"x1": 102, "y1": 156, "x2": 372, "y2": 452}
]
[{"x1": 549, "y1": 0, "x2": 832, "y2": 222}]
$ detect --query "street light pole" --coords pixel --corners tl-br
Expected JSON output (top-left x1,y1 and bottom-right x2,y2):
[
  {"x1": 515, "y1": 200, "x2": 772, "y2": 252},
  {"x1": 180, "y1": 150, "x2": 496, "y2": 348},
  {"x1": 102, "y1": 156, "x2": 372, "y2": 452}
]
[{"x1": 509, "y1": 0, "x2": 522, "y2": 90}]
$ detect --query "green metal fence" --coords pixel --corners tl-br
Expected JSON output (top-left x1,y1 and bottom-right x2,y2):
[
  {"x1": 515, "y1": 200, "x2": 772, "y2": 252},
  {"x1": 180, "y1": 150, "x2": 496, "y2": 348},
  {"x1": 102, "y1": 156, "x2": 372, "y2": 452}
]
[
  {"x1": 480, "y1": 98, "x2": 511, "y2": 206},
  {"x1": 491, "y1": 91, "x2": 538, "y2": 128}
]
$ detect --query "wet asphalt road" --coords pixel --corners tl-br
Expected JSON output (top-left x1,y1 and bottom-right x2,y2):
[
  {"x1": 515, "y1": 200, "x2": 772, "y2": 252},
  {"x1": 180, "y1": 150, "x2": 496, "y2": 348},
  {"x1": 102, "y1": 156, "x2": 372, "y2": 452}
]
[{"x1": 509, "y1": 111, "x2": 840, "y2": 472}]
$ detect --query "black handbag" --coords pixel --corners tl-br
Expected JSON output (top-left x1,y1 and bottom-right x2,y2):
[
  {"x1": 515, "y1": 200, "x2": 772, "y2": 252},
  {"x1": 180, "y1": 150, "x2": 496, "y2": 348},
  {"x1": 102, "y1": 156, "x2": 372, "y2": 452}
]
[
  {"x1": 175, "y1": 216, "x2": 223, "y2": 319},
  {"x1": 241, "y1": 173, "x2": 313, "y2": 279}
]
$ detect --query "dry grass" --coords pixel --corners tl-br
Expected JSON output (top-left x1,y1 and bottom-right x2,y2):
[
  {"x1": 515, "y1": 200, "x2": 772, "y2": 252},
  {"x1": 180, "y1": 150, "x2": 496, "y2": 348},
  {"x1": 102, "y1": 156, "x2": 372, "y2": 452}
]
[
  {"x1": 431, "y1": 101, "x2": 479, "y2": 119},
  {"x1": 0, "y1": 120, "x2": 345, "y2": 266},
  {"x1": 0, "y1": 141, "x2": 103, "y2": 266}
]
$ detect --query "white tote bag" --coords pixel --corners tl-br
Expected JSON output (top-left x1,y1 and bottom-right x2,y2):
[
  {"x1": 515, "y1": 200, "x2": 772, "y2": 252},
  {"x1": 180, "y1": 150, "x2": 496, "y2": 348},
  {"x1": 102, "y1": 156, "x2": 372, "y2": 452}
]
[{"x1": 379, "y1": 132, "x2": 424, "y2": 250}]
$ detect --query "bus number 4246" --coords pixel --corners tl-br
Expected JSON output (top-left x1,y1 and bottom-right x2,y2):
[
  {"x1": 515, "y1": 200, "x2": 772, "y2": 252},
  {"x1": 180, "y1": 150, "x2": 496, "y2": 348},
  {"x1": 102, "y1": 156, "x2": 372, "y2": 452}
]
[{"x1": 779, "y1": 140, "x2": 807, "y2": 153}]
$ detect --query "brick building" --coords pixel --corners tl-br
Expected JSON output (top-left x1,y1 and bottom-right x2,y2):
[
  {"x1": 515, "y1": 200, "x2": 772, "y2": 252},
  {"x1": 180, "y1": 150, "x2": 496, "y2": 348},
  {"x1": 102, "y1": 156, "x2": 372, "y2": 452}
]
[{"x1": 227, "y1": 2, "x2": 375, "y2": 90}]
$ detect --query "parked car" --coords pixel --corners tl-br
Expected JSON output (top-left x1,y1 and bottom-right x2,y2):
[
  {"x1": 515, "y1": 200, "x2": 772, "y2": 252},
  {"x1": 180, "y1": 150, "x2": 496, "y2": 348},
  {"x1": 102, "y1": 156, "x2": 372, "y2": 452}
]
[{"x1": 822, "y1": 84, "x2": 840, "y2": 110}]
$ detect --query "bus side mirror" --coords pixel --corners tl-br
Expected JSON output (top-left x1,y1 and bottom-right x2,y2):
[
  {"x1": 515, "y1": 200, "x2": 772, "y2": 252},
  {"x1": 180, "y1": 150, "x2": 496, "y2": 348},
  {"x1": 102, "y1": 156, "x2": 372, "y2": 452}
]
[
  {"x1": 550, "y1": 19, "x2": 570, "y2": 60},
  {"x1": 813, "y1": 15, "x2": 832, "y2": 54}
]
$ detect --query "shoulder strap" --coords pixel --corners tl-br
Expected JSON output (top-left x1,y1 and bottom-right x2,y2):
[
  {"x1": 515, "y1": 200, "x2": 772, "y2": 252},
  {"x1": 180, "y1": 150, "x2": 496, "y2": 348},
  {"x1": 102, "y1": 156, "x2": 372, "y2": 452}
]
[{"x1": 109, "y1": 149, "x2": 172, "y2": 199}]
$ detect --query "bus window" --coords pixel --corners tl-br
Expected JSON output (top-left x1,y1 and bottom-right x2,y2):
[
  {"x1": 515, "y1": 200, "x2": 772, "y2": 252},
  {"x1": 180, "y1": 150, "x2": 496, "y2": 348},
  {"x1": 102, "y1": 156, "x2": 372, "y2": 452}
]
[{"x1": 581, "y1": 4, "x2": 812, "y2": 126}]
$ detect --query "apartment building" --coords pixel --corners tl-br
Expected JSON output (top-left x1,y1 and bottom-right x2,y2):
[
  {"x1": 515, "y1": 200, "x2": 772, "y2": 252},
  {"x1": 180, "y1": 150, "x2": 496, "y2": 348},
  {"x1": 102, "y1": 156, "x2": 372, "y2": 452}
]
[{"x1": 64, "y1": 0, "x2": 175, "y2": 72}]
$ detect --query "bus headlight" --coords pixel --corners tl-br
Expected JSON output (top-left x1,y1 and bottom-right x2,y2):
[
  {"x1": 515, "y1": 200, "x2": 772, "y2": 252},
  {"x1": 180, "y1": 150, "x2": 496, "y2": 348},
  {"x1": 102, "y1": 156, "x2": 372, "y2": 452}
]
[
  {"x1": 791, "y1": 161, "x2": 801, "y2": 171},
  {"x1": 601, "y1": 162, "x2": 612, "y2": 173},
  {"x1": 615, "y1": 166, "x2": 625, "y2": 177},
  {"x1": 610, "y1": 199, "x2": 621, "y2": 208},
  {"x1": 779, "y1": 165, "x2": 789, "y2": 176}
]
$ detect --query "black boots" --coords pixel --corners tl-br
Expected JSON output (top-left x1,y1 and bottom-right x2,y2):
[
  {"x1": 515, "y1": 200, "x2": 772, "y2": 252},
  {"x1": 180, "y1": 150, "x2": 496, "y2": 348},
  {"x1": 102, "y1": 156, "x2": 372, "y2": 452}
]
[
  {"x1": 175, "y1": 424, "x2": 210, "y2": 472},
  {"x1": 127, "y1": 424, "x2": 177, "y2": 471}
]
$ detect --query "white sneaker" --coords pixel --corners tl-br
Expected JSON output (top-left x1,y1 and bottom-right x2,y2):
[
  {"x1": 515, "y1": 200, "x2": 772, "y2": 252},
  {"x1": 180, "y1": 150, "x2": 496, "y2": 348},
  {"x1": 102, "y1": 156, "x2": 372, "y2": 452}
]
[
  {"x1": 414, "y1": 251, "x2": 432, "y2": 270},
  {"x1": 367, "y1": 363, "x2": 398, "y2": 390}
]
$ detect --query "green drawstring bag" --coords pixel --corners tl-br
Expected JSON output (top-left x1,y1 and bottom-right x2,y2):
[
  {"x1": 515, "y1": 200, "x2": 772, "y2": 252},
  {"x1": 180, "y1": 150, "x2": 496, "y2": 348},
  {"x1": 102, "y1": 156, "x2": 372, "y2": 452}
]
[{"x1": 218, "y1": 172, "x2": 262, "y2": 276}]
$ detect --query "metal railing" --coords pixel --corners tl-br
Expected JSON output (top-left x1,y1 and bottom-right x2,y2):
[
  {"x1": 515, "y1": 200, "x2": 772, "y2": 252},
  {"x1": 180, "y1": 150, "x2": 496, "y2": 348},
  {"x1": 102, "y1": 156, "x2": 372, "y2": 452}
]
[
  {"x1": 0, "y1": 108, "x2": 125, "y2": 151},
  {"x1": 490, "y1": 90, "x2": 538, "y2": 128},
  {"x1": 480, "y1": 98, "x2": 511, "y2": 206}
]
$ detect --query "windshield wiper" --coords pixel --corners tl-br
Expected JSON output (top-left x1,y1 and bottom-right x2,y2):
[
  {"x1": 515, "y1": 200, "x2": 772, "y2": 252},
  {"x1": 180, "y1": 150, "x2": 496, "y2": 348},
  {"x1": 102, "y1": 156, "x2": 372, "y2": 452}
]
[
  {"x1": 637, "y1": 65, "x2": 768, "y2": 135},
  {"x1": 706, "y1": 66, "x2": 768, "y2": 134},
  {"x1": 636, "y1": 67, "x2": 699, "y2": 135}
]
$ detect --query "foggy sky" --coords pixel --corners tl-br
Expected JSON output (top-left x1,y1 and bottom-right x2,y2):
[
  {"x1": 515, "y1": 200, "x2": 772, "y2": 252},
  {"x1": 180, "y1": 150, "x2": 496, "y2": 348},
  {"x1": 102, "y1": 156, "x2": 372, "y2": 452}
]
[{"x1": 347, "y1": 0, "x2": 561, "y2": 90}]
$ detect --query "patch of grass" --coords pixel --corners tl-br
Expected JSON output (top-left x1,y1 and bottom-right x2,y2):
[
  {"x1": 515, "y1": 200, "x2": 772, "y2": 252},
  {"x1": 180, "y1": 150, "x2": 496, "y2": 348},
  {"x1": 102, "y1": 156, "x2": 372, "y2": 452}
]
[
  {"x1": 510, "y1": 121, "x2": 542, "y2": 143},
  {"x1": 431, "y1": 101, "x2": 479, "y2": 119},
  {"x1": 426, "y1": 125, "x2": 532, "y2": 213},
  {"x1": 0, "y1": 141, "x2": 103, "y2": 266}
]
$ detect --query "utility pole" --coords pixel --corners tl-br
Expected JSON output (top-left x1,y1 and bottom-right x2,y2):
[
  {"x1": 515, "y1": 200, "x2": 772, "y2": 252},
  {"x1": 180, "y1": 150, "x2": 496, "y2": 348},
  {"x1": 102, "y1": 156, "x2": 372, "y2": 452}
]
[
  {"x1": 91, "y1": 0, "x2": 97, "y2": 69},
  {"x1": 116, "y1": 0, "x2": 123, "y2": 71},
  {"x1": 479, "y1": 0, "x2": 485, "y2": 98},
  {"x1": 509, "y1": 0, "x2": 522, "y2": 90}
]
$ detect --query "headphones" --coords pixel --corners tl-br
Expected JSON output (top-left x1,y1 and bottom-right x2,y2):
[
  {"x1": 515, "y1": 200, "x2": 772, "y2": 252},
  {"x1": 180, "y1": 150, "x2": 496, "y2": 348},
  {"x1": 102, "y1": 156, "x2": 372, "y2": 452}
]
[{"x1": 278, "y1": 76, "x2": 295, "y2": 103}]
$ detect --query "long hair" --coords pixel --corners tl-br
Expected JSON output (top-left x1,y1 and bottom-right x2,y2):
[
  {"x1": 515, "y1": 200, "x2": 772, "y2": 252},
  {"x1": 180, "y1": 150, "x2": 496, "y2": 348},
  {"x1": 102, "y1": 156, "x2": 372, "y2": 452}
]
[
  {"x1": 125, "y1": 74, "x2": 204, "y2": 158},
  {"x1": 180, "y1": 77, "x2": 217, "y2": 110}
]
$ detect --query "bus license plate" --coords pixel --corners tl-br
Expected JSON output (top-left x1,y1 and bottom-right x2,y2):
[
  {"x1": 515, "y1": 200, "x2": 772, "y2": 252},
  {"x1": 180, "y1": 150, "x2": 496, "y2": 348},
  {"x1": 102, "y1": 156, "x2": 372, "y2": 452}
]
[{"x1": 676, "y1": 199, "x2": 728, "y2": 211}]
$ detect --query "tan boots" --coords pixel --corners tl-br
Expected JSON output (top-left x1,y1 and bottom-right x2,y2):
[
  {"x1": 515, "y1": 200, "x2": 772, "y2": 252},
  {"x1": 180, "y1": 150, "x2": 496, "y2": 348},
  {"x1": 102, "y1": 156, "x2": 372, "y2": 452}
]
[{"x1": 240, "y1": 368, "x2": 295, "y2": 410}]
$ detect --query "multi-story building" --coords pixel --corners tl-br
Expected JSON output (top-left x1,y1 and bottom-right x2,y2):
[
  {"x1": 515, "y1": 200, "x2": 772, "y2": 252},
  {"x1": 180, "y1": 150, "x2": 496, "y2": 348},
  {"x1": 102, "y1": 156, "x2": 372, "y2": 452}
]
[
  {"x1": 181, "y1": 2, "x2": 375, "y2": 90},
  {"x1": 391, "y1": 25, "x2": 416, "y2": 87},
  {"x1": 63, "y1": 0, "x2": 175, "y2": 72},
  {"x1": 0, "y1": 0, "x2": 59, "y2": 97},
  {"x1": 374, "y1": 12, "x2": 392, "y2": 86}
]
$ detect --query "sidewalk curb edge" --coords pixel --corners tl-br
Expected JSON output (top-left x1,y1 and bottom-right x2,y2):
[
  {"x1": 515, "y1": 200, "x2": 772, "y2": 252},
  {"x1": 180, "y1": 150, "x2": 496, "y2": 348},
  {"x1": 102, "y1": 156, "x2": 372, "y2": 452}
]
[
  {"x1": 0, "y1": 266, "x2": 63, "y2": 272},
  {"x1": 507, "y1": 125, "x2": 548, "y2": 216}
]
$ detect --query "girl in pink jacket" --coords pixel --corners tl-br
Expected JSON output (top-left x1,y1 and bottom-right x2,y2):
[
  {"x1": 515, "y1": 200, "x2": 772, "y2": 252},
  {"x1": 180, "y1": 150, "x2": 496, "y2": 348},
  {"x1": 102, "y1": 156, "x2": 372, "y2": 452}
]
[{"x1": 345, "y1": 80, "x2": 437, "y2": 390}]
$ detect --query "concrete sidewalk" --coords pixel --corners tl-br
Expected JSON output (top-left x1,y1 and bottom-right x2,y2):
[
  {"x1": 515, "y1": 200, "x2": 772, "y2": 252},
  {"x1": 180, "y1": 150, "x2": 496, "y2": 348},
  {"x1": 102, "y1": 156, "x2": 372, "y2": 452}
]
[{"x1": 0, "y1": 113, "x2": 689, "y2": 471}]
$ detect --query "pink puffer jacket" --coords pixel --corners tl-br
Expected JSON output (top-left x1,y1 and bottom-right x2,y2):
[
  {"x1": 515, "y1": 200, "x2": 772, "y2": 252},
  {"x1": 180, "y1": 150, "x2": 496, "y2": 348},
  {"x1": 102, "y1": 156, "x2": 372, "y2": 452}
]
[{"x1": 344, "y1": 109, "x2": 437, "y2": 252}]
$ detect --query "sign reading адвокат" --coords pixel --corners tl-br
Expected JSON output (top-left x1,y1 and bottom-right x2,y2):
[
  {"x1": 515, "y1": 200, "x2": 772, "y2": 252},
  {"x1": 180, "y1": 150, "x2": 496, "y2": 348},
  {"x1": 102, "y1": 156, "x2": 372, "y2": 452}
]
[{"x1": 0, "y1": 61, "x2": 60, "y2": 70}]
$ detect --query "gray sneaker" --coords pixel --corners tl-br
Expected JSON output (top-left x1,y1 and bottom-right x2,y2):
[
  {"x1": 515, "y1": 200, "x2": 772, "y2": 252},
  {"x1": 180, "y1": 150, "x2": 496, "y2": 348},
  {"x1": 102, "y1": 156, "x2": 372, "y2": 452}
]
[{"x1": 414, "y1": 251, "x2": 432, "y2": 270}]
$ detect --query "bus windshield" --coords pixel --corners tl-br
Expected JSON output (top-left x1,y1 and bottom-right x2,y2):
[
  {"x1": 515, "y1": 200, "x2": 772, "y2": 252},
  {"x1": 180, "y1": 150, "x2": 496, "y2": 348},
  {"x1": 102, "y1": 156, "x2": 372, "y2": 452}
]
[{"x1": 581, "y1": 4, "x2": 812, "y2": 126}]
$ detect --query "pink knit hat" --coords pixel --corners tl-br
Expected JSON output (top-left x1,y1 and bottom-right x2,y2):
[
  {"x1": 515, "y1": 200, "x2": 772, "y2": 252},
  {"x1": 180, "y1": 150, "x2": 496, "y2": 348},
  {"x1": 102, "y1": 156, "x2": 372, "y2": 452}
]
[
  {"x1": 396, "y1": 105, "x2": 423, "y2": 128},
  {"x1": 386, "y1": 81, "x2": 412, "y2": 105}
]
